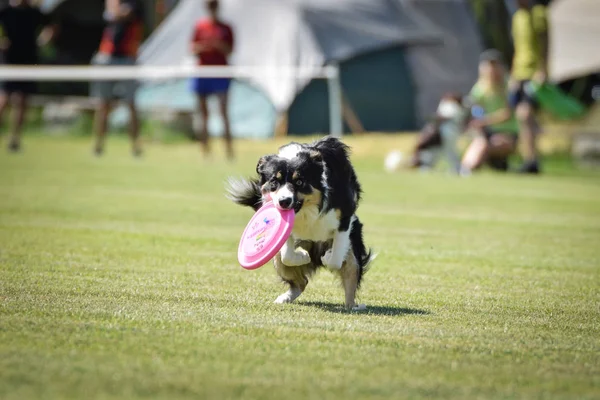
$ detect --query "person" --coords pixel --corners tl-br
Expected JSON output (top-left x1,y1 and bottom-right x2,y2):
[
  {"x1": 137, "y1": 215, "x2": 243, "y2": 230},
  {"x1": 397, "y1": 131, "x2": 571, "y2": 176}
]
[
  {"x1": 509, "y1": 0, "x2": 550, "y2": 174},
  {"x1": 0, "y1": 0, "x2": 56, "y2": 152},
  {"x1": 190, "y1": 0, "x2": 235, "y2": 159},
  {"x1": 91, "y1": 0, "x2": 144, "y2": 157},
  {"x1": 409, "y1": 93, "x2": 467, "y2": 173},
  {"x1": 460, "y1": 50, "x2": 520, "y2": 175}
]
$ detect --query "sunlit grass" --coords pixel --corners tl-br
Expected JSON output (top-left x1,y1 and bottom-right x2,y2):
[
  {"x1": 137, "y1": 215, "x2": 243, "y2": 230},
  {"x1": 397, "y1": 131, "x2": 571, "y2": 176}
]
[{"x1": 0, "y1": 135, "x2": 599, "y2": 399}]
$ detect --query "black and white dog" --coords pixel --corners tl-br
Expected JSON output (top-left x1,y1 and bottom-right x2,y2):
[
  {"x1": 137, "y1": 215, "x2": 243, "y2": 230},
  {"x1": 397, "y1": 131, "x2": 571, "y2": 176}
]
[{"x1": 227, "y1": 136, "x2": 374, "y2": 310}]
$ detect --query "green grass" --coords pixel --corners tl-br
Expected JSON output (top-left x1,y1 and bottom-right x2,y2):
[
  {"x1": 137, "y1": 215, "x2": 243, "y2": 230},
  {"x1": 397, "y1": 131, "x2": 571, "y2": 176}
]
[{"x1": 1, "y1": 135, "x2": 599, "y2": 400}]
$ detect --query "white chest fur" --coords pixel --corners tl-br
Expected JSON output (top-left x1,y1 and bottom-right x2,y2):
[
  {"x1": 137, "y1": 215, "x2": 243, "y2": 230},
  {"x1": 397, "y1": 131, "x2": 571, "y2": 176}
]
[{"x1": 292, "y1": 205, "x2": 339, "y2": 241}]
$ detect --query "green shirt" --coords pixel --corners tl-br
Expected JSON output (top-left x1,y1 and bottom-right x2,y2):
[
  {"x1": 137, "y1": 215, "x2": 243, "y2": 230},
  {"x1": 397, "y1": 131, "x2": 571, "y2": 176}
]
[
  {"x1": 470, "y1": 82, "x2": 519, "y2": 134},
  {"x1": 511, "y1": 5, "x2": 547, "y2": 80}
]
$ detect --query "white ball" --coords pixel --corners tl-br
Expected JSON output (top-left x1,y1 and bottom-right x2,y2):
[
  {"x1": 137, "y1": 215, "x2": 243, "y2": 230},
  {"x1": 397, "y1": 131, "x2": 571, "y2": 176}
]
[{"x1": 384, "y1": 150, "x2": 404, "y2": 172}]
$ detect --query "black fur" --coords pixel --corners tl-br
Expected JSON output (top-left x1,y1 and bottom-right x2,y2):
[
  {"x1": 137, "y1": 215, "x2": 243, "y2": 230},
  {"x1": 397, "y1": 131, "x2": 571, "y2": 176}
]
[
  {"x1": 313, "y1": 136, "x2": 362, "y2": 217},
  {"x1": 349, "y1": 217, "x2": 372, "y2": 288},
  {"x1": 226, "y1": 177, "x2": 262, "y2": 211}
]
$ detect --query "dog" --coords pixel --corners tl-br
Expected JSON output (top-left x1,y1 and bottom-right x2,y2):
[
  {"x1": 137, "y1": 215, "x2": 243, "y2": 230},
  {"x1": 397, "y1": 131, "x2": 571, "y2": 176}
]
[
  {"x1": 227, "y1": 136, "x2": 374, "y2": 310},
  {"x1": 410, "y1": 93, "x2": 468, "y2": 173}
]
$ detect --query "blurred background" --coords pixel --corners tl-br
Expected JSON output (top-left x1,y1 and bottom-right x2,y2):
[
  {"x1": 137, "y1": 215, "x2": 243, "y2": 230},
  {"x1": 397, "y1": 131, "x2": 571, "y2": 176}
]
[{"x1": 0, "y1": 0, "x2": 598, "y2": 155}]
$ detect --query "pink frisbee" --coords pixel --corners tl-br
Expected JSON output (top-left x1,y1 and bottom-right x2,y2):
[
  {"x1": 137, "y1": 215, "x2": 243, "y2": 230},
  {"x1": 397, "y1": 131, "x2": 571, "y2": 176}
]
[{"x1": 238, "y1": 202, "x2": 295, "y2": 270}]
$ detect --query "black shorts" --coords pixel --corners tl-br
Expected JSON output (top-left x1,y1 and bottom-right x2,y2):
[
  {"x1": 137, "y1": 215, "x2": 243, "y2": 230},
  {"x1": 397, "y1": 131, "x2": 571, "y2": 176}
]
[
  {"x1": 0, "y1": 80, "x2": 37, "y2": 95},
  {"x1": 482, "y1": 128, "x2": 518, "y2": 171},
  {"x1": 508, "y1": 80, "x2": 538, "y2": 109},
  {"x1": 482, "y1": 127, "x2": 519, "y2": 145}
]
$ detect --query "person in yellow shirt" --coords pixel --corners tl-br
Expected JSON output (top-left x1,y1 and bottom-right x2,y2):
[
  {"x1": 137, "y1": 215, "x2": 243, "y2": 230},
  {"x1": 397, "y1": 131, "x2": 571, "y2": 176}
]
[{"x1": 509, "y1": 0, "x2": 550, "y2": 174}]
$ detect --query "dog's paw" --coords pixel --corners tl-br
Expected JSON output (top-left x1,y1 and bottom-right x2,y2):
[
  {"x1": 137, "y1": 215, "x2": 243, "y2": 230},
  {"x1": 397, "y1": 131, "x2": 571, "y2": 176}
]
[
  {"x1": 274, "y1": 290, "x2": 300, "y2": 304},
  {"x1": 321, "y1": 249, "x2": 342, "y2": 270},
  {"x1": 281, "y1": 248, "x2": 311, "y2": 266}
]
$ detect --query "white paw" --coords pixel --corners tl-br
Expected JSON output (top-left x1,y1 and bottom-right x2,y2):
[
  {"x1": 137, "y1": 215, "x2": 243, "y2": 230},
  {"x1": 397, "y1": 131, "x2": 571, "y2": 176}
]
[
  {"x1": 281, "y1": 248, "x2": 311, "y2": 266},
  {"x1": 352, "y1": 304, "x2": 367, "y2": 311},
  {"x1": 274, "y1": 291, "x2": 296, "y2": 304},
  {"x1": 321, "y1": 249, "x2": 342, "y2": 270}
]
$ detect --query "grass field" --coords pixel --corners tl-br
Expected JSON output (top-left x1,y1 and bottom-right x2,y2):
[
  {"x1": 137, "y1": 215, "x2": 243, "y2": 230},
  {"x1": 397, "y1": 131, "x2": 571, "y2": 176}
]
[{"x1": 1, "y1": 135, "x2": 599, "y2": 400}]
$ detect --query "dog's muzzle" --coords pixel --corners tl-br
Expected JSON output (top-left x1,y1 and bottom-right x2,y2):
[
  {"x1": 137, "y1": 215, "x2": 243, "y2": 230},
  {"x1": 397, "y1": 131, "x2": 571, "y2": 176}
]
[
  {"x1": 275, "y1": 197, "x2": 303, "y2": 213},
  {"x1": 277, "y1": 196, "x2": 293, "y2": 210}
]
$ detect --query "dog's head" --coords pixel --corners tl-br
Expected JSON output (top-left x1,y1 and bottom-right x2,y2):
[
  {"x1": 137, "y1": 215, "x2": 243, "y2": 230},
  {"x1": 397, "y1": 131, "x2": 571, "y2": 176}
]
[{"x1": 256, "y1": 149, "x2": 326, "y2": 213}]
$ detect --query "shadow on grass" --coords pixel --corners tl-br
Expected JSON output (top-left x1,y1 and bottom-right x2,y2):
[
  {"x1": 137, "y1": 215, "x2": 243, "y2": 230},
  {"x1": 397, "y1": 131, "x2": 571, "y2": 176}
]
[{"x1": 300, "y1": 301, "x2": 430, "y2": 316}]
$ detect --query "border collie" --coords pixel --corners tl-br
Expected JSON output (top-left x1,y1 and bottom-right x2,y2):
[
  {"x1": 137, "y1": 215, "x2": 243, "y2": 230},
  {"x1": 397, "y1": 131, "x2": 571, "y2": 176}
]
[{"x1": 227, "y1": 136, "x2": 374, "y2": 310}]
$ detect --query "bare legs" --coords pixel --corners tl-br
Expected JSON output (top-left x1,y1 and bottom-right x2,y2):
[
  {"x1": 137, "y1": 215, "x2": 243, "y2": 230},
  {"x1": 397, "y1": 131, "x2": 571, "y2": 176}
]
[
  {"x1": 516, "y1": 102, "x2": 540, "y2": 173},
  {"x1": 196, "y1": 95, "x2": 210, "y2": 156},
  {"x1": 0, "y1": 92, "x2": 9, "y2": 148},
  {"x1": 461, "y1": 131, "x2": 516, "y2": 173},
  {"x1": 217, "y1": 91, "x2": 234, "y2": 160},
  {"x1": 126, "y1": 101, "x2": 141, "y2": 156},
  {"x1": 461, "y1": 135, "x2": 488, "y2": 172},
  {"x1": 195, "y1": 91, "x2": 234, "y2": 160},
  {"x1": 10, "y1": 93, "x2": 28, "y2": 150},
  {"x1": 93, "y1": 99, "x2": 111, "y2": 155},
  {"x1": 0, "y1": 92, "x2": 30, "y2": 152},
  {"x1": 93, "y1": 99, "x2": 141, "y2": 156}
]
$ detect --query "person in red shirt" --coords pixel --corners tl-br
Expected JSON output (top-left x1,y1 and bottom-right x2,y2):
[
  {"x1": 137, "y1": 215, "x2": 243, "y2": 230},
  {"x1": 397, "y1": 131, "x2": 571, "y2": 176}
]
[
  {"x1": 190, "y1": 0, "x2": 234, "y2": 159},
  {"x1": 91, "y1": 0, "x2": 144, "y2": 157}
]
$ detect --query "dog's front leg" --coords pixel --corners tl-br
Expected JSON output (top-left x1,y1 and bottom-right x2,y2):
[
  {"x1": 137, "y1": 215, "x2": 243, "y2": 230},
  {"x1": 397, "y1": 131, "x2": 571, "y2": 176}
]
[
  {"x1": 280, "y1": 236, "x2": 310, "y2": 266},
  {"x1": 321, "y1": 228, "x2": 351, "y2": 270}
]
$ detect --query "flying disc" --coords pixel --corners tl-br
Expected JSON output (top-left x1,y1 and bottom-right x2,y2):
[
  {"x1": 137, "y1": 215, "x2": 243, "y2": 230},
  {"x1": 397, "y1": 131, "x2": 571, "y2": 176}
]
[{"x1": 238, "y1": 202, "x2": 295, "y2": 270}]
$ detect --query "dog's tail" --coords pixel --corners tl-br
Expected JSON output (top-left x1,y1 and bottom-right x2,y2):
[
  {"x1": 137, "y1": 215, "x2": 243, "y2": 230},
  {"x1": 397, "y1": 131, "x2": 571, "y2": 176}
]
[
  {"x1": 226, "y1": 177, "x2": 263, "y2": 211},
  {"x1": 350, "y1": 217, "x2": 376, "y2": 288},
  {"x1": 358, "y1": 249, "x2": 376, "y2": 288}
]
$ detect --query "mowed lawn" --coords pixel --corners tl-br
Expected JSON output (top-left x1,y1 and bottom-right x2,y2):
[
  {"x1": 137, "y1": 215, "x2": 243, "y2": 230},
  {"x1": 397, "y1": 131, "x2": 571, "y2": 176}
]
[{"x1": 0, "y1": 135, "x2": 599, "y2": 400}]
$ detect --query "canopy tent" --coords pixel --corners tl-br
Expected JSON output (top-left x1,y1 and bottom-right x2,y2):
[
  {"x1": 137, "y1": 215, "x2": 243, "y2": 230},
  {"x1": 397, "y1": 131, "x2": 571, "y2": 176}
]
[
  {"x1": 548, "y1": 0, "x2": 600, "y2": 82},
  {"x1": 138, "y1": 0, "x2": 483, "y2": 137}
]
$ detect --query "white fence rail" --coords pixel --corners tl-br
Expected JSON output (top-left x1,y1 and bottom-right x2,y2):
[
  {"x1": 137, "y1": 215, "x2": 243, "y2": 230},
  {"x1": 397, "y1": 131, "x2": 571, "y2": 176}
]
[{"x1": 0, "y1": 65, "x2": 343, "y2": 137}]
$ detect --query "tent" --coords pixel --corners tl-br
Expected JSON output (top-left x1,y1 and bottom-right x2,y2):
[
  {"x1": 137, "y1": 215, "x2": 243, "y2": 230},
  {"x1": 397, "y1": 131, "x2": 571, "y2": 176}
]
[
  {"x1": 548, "y1": 0, "x2": 600, "y2": 83},
  {"x1": 138, "y1": 0, "x2": 483, "y2": 137}
]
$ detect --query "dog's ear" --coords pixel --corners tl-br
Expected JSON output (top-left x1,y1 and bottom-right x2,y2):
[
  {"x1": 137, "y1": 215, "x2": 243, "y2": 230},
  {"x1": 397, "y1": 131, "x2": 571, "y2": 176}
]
[
  {"x1": 308, "y1": 150, "x2": 322, "y2": 162},
  {"x1": 256, "y1": 154, "x2": 276, "y2": 175}
]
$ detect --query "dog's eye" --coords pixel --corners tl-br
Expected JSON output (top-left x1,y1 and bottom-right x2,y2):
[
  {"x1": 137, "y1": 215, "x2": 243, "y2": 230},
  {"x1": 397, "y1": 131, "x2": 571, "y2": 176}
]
[
  {"x1": 270, "y1": 181, "x2": 279, "y2": 191},
  {"x1": 295, "y1": 179, "x2": 304, "y2": 187}
]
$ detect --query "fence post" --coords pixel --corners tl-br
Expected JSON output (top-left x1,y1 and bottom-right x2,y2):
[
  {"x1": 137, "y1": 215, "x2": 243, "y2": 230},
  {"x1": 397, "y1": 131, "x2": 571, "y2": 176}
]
[{"x1": 327, "y1": 64, "x2": 343, "y2": 138}]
